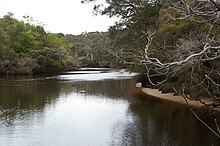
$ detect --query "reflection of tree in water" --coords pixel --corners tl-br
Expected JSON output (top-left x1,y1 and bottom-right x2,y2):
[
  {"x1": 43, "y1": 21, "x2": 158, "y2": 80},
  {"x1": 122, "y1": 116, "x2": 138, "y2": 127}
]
[
  {"x1": 110, "y1": 95, "x2": 220, "y2": 146},
  {"x1": 0, "y1": 78, "x2": 73, "y2": 126},
  {"x1": 0, "y1": 74, "x2": 135, "y2": 127},
  {"x1": 72, "y1": 79, "x2": 136, "y2": 100}
]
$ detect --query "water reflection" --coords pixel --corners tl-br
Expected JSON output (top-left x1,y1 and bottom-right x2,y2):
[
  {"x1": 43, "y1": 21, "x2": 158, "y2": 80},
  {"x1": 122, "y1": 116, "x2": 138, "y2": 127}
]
[
  {"x1": 110, "y1": 95, "x2": 220, "y2": 146},
  {"x1": 72, "y1": 79, "x2": 135, "y2": 100},
  {"x1": 0, "y1": 70, "x2": 220, "y2": 145},
  {"x1": 0, "y1": 78, "x2": 73, "y2": 126},
  {"x1": 58, "y1": 69, "x2": 137, "y2": 81}
]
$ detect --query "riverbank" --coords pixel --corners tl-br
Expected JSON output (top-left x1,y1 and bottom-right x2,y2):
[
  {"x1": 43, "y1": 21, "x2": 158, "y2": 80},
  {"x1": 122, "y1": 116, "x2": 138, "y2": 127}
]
[{"x1": 140, "y1": 88, "x2": 220, "y2": 112}]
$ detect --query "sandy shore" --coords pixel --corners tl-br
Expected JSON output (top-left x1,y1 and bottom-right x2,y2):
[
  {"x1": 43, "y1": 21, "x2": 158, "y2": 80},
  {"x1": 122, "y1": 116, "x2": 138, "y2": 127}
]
[{"x1": 141, "y1": 88, "x2": 220, "y2": 112}]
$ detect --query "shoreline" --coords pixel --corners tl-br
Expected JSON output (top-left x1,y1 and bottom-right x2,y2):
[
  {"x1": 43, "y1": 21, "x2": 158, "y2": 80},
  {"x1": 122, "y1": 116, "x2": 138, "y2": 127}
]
[{"x1": 140, "y1": 88, "x2": 220, "y2": 112}]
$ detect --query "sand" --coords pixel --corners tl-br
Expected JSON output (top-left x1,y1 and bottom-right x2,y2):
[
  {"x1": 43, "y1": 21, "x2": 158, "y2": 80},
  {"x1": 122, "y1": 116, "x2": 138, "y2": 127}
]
[{"x1": 141, "y1": 88, "x2": 220, "y2": 112}]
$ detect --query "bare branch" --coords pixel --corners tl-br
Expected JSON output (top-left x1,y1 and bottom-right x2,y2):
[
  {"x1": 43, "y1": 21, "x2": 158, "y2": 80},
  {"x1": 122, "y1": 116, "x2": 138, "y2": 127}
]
[
  {"x1": 173, "y1": 87, "x2": 220, "y2": 138},
  {"x1": 215, "y1": 119, "x2": 220, "y2": 135},
  {"x1": 205, "y1": 74, "x2": 220, "y2": 87},
  {"x1": 143, "y1": 42, "x2": 220, "y2": 68},
  {"x1": 188, "y1": 101, "x2": 220, "y2": 139}
]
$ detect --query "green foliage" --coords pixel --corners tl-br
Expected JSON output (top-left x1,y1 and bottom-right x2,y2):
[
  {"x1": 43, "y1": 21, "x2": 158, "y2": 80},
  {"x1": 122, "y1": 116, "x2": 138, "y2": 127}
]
[
  {"x1": 107, "y1": 4, "x2": 161, "y2": 69},
  {"x1": 109, "y1": 4, "x2": 161, "y2": 48},
  {"x1": 0, "y1": 13, "x2": 77, "y2": 74},
  {"x1": 157, "y1": 7, "x2": 210, "y2": 45},
  {"x1": 147, "y1": 5, "x2": 220, "y2": 100},
  {"x1": 30, "y1": 47, "x2": 67, "y2": 73},
  {"x1": 81, "y1": 1, "x2": 165, "y2": 69},
  {"x1": 66, "y1": 32, "x2": 113, "y2": 67},
  {"x1": 42, "y1": 33, "x2": 69, "y2": 49}
]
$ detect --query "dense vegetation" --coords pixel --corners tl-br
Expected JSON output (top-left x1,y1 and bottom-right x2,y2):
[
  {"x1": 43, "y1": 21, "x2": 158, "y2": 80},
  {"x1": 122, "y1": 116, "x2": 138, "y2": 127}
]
[
  {"x1": 0, "y1": 13, "x2": 77, "y2": 74},
  {"x1": 66, "y1": 32, "x2": 115, "y2": 67},
  {"x1": 0, "y1": 12, "x2": 124, "y2": 74},
  {"x1": 82, "y1": 0, "x2": 220, "y2": 103}
]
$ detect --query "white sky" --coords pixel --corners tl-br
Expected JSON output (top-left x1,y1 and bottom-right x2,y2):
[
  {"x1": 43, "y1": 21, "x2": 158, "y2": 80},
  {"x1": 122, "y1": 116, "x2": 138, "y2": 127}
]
[{"x1": 0, "y1": 0, "x2": 117, "y2": 35}]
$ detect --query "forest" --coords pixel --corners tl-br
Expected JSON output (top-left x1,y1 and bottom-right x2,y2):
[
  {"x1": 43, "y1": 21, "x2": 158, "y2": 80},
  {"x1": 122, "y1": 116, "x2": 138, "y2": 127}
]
[{"x1": 1, "y1": 0, "x2": 220, "y2": 104}]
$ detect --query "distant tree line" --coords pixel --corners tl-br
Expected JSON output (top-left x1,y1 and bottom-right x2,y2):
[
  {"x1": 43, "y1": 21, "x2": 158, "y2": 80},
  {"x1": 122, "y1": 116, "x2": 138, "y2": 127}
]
[{"x1": 66, "y1": 32, "x2": 117, "y2": 68}]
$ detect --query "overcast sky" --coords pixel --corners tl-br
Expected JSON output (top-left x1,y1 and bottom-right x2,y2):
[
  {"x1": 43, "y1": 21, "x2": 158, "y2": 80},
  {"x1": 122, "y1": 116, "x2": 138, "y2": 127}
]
[{"x1": 0, "y1": 0, "x2": 117, "y2": 35}]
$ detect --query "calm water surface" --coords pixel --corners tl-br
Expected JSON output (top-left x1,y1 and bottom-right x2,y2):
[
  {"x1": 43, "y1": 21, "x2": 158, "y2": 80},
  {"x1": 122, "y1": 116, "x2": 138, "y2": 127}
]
[{"x1": 0, "y1": 69, "x2": 219, "y2": 146}]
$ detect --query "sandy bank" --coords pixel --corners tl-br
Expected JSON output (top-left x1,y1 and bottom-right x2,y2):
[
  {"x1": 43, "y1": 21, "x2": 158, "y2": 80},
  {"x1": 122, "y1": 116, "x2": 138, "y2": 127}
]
[{"x1": 141, "y1": 88, "x2": 220, "y2": 112}]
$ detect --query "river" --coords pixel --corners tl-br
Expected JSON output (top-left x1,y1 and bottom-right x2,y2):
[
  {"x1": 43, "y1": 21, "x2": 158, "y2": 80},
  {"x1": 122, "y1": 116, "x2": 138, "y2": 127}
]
[{"x1": 0, "y1": 68, "x2": 219, "y2": 146}]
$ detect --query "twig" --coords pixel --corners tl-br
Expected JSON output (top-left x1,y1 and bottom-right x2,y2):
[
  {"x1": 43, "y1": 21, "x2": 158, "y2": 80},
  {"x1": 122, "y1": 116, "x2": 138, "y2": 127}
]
[
  {"x1": 182, "y1": 93, "x2": 220, "y2": 138},
  {"x1": 215, "y1": 119, "x2": 220, "y2": 135}
]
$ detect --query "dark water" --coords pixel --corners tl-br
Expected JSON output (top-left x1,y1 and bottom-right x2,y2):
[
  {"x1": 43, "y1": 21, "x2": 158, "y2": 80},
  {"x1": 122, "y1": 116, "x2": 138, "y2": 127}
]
[{"x1": 0, "y1": 69, "x2": 219, "y2": 146}]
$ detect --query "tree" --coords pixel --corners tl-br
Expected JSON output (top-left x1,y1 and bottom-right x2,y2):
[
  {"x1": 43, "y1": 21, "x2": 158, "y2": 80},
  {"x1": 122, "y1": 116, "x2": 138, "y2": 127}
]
[
  {"x1": 81, "y1": 0, "x2": 164, "y2": 69},
  {"x1": 141, "y1": 0, "x2": 220, "y2": 101},
  {"x1": 0, "y1": 13, "x2": 77, "y2": 74},
  {"x1": 66, "y1": 32, "x2": 113, "y2": 67}
]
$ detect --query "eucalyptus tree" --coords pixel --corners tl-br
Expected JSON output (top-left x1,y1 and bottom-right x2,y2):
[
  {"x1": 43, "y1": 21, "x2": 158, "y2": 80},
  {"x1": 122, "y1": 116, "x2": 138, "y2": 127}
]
[
  {"x1": 66, "y1": 32, "x2": 113, "y2": 67},
  {"x1": 141, "y1": 0, "x2": 220, "y2": 102},
  {"x1": 81, "y1": 0, "x2": 163, "y2": 68}
]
